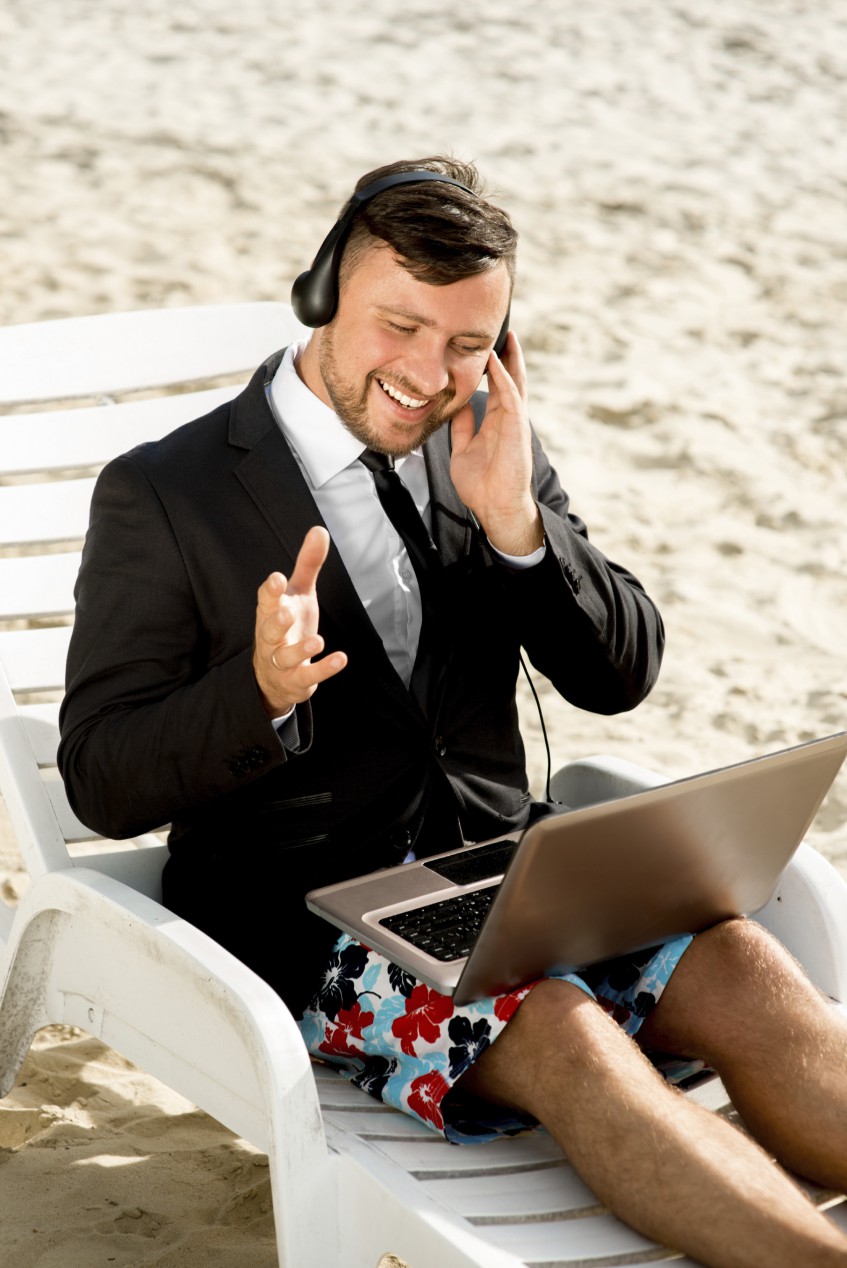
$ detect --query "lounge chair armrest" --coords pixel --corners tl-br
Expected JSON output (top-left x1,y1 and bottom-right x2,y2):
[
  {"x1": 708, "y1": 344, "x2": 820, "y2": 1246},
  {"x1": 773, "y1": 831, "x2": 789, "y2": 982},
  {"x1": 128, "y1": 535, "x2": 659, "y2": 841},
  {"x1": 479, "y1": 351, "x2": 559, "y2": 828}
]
[
  {"x1": 756, "y1": 842, "x2": 847, "y2": 1005},
  {"x1": 550, "y1": 754, "x2": 669, "y2": 808}
]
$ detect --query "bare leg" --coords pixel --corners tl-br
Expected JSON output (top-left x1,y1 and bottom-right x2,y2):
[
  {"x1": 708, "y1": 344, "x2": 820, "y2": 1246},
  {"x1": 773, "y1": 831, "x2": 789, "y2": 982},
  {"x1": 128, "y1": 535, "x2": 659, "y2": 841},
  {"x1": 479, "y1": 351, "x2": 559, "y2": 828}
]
[
  {"x1": 639, "y1": 917, "x2": 847, "y2": 1192},
  {"x1": 458, "y1": 959, "x2": 847, "y2": 1267}
]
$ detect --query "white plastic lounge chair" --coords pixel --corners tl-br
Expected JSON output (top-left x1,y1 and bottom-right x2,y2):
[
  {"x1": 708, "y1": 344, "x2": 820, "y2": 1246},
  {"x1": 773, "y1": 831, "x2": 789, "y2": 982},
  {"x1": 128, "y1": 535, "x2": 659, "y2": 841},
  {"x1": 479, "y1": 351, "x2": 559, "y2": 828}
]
[{"x1": 0, "y1": 306, "x2": 845, "y2": 1267}]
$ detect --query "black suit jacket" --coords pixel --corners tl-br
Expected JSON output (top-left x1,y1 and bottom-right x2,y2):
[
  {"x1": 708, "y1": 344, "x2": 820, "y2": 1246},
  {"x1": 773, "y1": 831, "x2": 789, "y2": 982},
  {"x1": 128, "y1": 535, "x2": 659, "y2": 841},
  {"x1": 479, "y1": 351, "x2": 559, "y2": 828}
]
[{"x1": 58, "y1": 351, "x2": 664, "y2": 1014}]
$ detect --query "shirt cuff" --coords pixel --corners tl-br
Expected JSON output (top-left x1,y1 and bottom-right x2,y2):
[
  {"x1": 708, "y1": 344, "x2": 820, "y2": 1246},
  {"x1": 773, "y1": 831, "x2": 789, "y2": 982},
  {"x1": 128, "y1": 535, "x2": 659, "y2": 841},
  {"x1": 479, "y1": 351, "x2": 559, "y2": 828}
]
[
  {"x1": 488, "y1": 540, "x2": 547, "y2": 570},
  {"x1": 272, "y1": 706, "x2": 302, "y2": 751}
]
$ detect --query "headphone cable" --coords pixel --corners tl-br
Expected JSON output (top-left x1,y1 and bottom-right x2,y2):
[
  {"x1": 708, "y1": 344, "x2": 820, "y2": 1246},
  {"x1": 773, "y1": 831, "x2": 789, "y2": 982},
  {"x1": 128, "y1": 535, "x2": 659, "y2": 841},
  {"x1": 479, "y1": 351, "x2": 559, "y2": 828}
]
[{"x1": 519, "y1": 651, "x2": 562, "y2": 805}]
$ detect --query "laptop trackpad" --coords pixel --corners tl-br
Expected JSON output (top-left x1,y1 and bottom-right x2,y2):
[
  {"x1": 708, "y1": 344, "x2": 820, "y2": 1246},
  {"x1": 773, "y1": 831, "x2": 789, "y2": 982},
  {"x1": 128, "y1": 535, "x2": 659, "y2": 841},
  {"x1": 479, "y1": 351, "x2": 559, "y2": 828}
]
[{"x1": 424, "y1": 838, "x2": 517, "y2": 885}]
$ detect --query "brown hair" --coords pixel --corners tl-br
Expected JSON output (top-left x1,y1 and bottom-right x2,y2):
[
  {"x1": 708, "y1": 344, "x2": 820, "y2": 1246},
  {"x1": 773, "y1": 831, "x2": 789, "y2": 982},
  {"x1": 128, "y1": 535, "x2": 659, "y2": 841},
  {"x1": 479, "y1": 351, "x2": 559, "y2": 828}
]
[{"x1": 340, "y1": 156, "x2": 518, "y2": 290}]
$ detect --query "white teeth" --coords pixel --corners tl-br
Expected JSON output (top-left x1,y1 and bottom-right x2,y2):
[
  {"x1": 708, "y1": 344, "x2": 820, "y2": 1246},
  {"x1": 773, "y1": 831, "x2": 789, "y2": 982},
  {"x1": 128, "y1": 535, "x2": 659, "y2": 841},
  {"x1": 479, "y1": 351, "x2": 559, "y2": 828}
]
[{"x1": 379, "y1": 379, "x2": 427, "y2": 410}]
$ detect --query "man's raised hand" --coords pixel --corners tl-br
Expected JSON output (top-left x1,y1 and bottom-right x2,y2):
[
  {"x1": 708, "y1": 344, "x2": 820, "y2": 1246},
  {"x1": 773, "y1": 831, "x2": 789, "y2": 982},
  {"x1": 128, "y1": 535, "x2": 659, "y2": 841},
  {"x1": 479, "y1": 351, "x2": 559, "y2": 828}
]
[{"x1": 253, "y1": 525, "x2": 347, "y2": 719}]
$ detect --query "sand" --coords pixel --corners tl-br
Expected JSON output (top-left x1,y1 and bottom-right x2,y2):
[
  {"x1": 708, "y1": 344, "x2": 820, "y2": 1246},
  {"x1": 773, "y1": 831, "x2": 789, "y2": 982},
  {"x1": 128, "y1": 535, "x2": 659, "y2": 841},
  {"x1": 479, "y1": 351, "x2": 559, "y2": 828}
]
[{"x1": 1, "y1": 0, "x2": 846, "y2": 1262}]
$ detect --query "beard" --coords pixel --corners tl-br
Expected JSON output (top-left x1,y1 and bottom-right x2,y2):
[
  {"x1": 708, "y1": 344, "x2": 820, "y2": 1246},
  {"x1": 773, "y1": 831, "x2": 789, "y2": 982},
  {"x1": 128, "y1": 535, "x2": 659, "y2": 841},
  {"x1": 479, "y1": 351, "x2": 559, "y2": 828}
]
[{"x1": 318, "y1": 324, "x2": 462, "y2": 456}]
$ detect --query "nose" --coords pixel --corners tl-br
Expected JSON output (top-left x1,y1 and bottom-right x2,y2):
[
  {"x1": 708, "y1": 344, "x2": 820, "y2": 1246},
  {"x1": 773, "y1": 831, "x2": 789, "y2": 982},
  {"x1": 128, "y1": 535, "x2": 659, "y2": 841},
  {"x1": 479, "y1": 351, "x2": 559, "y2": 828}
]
[{"x1": 403, "y1": 334, "x2": 451, "y2": 398}]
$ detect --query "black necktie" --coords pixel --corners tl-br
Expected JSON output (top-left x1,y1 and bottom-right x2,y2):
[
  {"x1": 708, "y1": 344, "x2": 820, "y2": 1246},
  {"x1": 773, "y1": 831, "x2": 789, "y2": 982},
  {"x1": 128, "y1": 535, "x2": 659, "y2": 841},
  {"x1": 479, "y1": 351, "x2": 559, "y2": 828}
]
[
  {"x1": 358, "y1": 449, "x2": 441, "y2": 601},
  {"x1": 359, "y1": 449, "x2": 448, "y2": 719}
]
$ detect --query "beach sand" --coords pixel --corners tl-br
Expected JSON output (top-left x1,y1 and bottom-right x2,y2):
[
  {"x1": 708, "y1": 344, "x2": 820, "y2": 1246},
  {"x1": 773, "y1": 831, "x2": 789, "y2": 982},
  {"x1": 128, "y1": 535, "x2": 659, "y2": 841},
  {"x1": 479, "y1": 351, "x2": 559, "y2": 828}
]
[{"x1": 1, "y1": 0, "x2": 846, "y2": 1261}]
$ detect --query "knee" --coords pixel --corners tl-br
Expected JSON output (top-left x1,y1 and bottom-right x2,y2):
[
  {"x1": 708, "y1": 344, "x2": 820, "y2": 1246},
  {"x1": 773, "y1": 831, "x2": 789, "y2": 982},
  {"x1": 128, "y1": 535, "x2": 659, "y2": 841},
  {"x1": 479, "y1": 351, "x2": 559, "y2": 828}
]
[
  {"x1": 665, "y1": 918, "x2": 817, "y2": 1058},
  {"x1": 696, "y1": 916, "x2": 797, "y2": 988},
  {"x1": 463, "y1": 979, "x2": 672, "y2": 1120}
]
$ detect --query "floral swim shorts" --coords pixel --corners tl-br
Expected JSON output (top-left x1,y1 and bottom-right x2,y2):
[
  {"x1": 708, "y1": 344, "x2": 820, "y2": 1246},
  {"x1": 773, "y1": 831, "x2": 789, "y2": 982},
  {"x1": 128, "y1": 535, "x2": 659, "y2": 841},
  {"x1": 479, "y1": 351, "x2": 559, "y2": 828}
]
[{"x1": 298, "y1": 931, "x2": 701, "y2": 1144}]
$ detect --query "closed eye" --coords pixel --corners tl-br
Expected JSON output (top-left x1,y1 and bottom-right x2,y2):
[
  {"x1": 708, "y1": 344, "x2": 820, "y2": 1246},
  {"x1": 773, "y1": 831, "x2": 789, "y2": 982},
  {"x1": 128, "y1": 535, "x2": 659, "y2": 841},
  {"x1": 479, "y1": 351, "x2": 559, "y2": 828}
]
[{"x1": 382, "y1": 315, "x2": 489, "y2": 354}]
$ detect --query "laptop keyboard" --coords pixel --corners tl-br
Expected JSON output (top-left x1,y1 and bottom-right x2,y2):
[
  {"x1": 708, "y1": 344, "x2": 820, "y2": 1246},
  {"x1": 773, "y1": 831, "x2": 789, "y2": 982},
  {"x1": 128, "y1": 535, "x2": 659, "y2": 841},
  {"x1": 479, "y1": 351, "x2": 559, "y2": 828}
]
[{"x1": 379, "y1": 886, "x2": 498, "y2": 961}]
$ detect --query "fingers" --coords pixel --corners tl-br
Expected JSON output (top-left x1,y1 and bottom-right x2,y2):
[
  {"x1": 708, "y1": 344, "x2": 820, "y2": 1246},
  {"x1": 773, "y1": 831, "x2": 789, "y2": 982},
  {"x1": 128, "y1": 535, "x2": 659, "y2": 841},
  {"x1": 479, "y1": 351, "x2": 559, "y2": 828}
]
[
  {"x1": 254, "y1": 592, "x2": 296, "y2": 654},
  {"x1": 452, "y1": 332, "x2": 527, "y2": 458},
  {"x1": 258, "y1": 633, "x2": 347, "y2": 717},
  {"x1": 450, "y1": 399, "x2": 476, "y2": 457},
  {"x1": 271, "y1": 636, "x2": 347, "y2": 684},
  {"x1": 486, "y1": 331, "x2": 528, "y2": 407},
  {"x1": 254, "y1": 620, "x2": 347, "y2": 716},
  {"x1": 288, "y1": 524, "x2": 330, "y2": 594},
  {"x1": 256, "y1": 569, "x2": 288, "y2": 614},
  {"x1": 255, "y1": 525, "x2": 330, "y2": 614},
  {"x1": 253, "y1": 526, "x2": 346, "y2": 717}
]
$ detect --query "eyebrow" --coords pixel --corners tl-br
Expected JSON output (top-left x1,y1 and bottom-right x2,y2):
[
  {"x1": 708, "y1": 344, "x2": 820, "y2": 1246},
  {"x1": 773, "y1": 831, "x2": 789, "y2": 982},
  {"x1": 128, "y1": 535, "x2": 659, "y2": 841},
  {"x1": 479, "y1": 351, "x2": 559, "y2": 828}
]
[{"x1": 376, "y1": 305, "x2": 493, "y2": 341}]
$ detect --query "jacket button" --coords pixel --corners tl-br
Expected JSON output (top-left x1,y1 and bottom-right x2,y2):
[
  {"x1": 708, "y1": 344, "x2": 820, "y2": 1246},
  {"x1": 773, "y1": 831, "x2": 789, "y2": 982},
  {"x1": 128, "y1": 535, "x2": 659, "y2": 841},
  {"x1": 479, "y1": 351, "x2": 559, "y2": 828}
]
[{"x1": 559, "y1": 558, "x2": 582, "y2": 593}]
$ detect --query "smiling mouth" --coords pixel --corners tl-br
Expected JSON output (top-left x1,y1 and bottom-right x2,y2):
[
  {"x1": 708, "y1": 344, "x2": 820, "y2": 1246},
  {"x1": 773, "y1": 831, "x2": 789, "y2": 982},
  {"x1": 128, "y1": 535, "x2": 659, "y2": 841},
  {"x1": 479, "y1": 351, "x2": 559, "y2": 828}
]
[{"x1": 377, "y1": 378, "x2": 429, "y2": 410}]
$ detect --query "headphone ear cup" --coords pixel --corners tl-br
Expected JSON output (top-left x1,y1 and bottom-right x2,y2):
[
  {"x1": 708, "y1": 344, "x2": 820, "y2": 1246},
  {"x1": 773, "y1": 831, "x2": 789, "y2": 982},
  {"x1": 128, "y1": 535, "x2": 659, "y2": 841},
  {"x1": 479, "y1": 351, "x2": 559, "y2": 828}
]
[
  {"x1": 290, "y1": 219, "x2": 350, "y2": 327},
  {"x1": 494, "y1": 309, "x2": 510, "y2": 357},
  {"x1": 291, "y1": 267, "x2": 329, "y2": 327}
]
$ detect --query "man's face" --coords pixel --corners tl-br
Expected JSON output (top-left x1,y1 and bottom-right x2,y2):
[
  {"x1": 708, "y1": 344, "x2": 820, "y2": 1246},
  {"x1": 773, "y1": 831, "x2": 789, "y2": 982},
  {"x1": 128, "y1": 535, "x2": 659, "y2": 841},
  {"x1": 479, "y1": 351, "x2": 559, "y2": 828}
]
[{"x1": 298, "y1": 244, "x2": 511, "y2": 455}]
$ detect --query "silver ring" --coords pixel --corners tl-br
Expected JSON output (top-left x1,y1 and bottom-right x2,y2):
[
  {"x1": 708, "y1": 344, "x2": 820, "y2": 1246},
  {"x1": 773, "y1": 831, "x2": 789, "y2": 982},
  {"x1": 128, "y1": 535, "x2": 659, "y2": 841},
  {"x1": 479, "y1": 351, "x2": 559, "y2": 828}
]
[{"x1": 271, "y1": 652, "x2": 281, "y2": 671}]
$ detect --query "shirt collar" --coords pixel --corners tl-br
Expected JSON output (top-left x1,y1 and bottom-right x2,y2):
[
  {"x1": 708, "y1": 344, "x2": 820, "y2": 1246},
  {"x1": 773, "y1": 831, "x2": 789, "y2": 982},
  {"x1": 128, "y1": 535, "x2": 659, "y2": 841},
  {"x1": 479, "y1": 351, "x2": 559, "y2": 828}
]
[
  {"x1": 268, "y1": 341, "x2": 364, "y2": 488},
  {"x1": 269, "y1": 340, "x2": 425, "y2": 490}
]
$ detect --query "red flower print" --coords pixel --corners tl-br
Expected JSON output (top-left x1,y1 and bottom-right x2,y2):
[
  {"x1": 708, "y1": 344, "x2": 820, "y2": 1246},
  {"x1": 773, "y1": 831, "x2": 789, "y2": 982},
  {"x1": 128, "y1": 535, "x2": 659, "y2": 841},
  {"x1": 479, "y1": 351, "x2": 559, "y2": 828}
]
[
  {"x1": 391, "y1": 984, "x2": 454, "y2": 1056},
  {"x1": 407, "y1": 1071, "x2": 449, "y2": 1131},
  {"x1": 319, "y1": 1002, "x2": 375, "y2": 1059},
  {"x1": 494, "y1": 984, "x2": 531, "y2": 1024}
]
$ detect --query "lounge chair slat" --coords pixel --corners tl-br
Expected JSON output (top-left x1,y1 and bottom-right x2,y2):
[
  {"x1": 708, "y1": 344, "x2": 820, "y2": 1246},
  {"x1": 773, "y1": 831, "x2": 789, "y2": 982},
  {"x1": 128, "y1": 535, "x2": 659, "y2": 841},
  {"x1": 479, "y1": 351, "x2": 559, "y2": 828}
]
[
  {"x1": 423, "y1": 1166, "x2": 600, "y2": 1222},
  {"x1": 480, "y1": 1212, "x2": 663, "y2": 1264},
  {"x1": 0, "y1": 479, "x2": 95, "y2": 547},
  {"x1": 370, "y1": 1131, "x2": 565, "y2": 1177},
  {"x1": 0, "y1": 387, "x2": 238, "y2": 475},
  {"x1": 0, "y1": 626, "x2": 72, "y2": 693},
  {"x1": 0, "y1": 302, "x2": 307, "y2": 404},
  {"x1": 0, "y1": 553, "x2": 80, "y2": 620}
]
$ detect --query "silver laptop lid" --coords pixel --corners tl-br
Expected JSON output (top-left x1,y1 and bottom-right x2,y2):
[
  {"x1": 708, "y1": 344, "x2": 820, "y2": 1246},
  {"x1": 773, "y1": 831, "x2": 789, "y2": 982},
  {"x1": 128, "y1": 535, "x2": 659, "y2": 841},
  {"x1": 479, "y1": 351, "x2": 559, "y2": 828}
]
[{"x1": 453, "y1": 731, "x2": 847, "y2": 1002}]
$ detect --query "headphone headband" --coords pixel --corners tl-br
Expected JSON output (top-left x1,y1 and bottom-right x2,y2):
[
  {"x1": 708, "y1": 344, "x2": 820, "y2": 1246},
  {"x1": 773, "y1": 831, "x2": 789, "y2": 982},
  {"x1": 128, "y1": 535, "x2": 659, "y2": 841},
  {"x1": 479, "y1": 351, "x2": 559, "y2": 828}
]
[{"x1": 347, "y1": 170, "x2": 475, "y2": 208}]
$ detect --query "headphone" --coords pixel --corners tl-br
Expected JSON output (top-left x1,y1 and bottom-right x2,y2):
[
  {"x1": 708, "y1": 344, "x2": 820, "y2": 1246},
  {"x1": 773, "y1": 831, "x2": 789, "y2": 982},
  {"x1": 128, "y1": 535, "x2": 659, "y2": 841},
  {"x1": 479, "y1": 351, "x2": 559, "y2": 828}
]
[{"x1": 291, "y1": 170, "x2": 510, "y2": 356}]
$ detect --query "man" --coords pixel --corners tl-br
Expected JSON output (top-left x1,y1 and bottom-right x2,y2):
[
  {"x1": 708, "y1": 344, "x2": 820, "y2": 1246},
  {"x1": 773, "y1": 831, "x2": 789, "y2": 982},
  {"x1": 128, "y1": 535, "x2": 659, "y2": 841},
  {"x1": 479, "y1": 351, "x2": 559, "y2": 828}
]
[{"x1": 58, "y1": 157, "x2": 847, "y2": 1266}]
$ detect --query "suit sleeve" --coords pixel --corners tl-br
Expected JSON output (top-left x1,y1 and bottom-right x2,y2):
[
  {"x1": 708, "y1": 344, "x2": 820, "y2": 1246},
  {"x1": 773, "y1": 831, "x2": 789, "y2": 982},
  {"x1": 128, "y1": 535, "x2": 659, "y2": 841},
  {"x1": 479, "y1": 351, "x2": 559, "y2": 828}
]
[
  {"x1": 57, "y1": 455, "x2": 310, "y2": 840},
  {"x1": 496, "y1": 429, "x2": 665, "y2": 714}
]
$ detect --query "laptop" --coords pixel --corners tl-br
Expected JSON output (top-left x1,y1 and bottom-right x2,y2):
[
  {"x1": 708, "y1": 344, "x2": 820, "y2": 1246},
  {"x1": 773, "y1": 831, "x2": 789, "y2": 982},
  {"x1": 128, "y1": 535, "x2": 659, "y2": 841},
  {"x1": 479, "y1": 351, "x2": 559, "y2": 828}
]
[{"x1": 306, "y1": 732, "x2": 847, "y2": 1005}]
